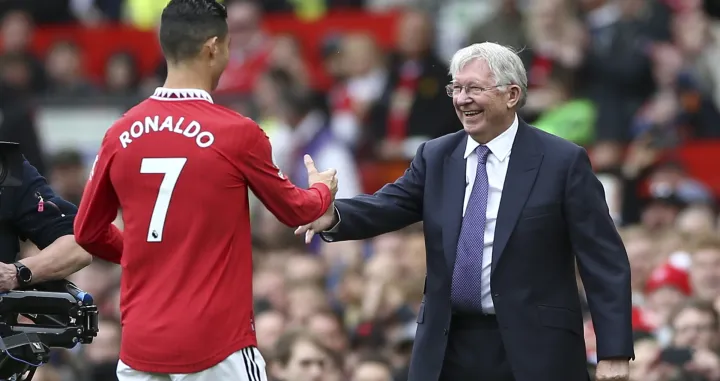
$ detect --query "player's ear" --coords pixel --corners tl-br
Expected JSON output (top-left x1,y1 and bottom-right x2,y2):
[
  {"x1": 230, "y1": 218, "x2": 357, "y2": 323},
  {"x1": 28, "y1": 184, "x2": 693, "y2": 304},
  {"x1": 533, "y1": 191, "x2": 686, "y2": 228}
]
[{"x1": 206, "y1": 37, "x2": 219, "y2": 59}]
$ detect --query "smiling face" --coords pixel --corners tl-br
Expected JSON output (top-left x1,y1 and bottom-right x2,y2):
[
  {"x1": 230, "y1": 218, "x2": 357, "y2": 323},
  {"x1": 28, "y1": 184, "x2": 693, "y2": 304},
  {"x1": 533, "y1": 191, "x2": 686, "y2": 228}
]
[{"x1": 451, "y1": 58, "x2": 520, "y2": 142}]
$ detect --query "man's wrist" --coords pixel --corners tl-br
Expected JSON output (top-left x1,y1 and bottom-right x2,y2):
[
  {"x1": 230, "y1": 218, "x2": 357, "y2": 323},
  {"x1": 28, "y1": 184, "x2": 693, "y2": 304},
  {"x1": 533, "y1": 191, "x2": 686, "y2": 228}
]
[
  {"x1": 3, "y1": 263, "x2": 19, "y2": 289},
  {"x1": 331, "y1": 206, "x2": 339, "y2": 226},
  {"x1": 324, "y1": 207, "x2": 341, "y2": 234},
  {"x1": 311, "y1": 183, "x2": 333, "y2": 211}
]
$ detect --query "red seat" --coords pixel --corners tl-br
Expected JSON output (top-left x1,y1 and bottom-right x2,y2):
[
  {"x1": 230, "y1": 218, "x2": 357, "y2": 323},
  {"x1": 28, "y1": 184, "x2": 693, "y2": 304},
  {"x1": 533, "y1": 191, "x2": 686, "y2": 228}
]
[{"x1": 675, "y1": 141, "x2": 720, "y2": 198}]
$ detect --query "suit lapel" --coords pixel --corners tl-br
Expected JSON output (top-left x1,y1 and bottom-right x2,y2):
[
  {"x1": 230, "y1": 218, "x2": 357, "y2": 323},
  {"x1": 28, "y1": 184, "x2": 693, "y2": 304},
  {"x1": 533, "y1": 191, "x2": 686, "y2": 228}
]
[
  {"x1": 491, "y1": 121, "x2": 543, "y2": 273},
  {"x1": 442, "y1": 135, "x2": 468, "y2": 272}
]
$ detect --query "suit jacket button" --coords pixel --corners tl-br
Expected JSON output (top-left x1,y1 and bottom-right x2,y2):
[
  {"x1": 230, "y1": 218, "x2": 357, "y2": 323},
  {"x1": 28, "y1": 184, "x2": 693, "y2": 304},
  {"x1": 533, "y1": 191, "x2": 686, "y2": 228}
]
[
  {"x1": 493, "y1": 293, "x2": 500, "y2": 298},
  {"x1": 443, "y1": 328, "x2": 448, "y2": 336}
]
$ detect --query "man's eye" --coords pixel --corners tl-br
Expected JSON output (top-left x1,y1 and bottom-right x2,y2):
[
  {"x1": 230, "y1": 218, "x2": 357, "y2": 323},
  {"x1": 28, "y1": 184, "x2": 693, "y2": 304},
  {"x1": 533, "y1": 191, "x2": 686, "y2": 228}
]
[
  {"x1": 452, "y1": 86, "x2": 463, "y2": 92},
  {"x1": 468, "y1": 87, "x2": 482, "y2": 93}
]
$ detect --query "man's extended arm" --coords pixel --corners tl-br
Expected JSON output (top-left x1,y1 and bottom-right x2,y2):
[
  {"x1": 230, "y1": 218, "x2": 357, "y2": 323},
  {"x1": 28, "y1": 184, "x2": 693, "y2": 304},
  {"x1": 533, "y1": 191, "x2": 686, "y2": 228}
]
[
  {"x1": 320, "y1": 142, "x2": 427, "y2": 242},
  {"x1": 74, "y1": 135, "x2": 124, "y2": 263},
  {"x1": 13, "y1": 236, "x2": 90, "y2": 286},
  {"x1": 1, "y1": 160, "x2": 92, "y2": 288},
  {"x1": 564, "y1": 148, "x2": 634, "y2": 360},
  {"x1": 239, "y1": 123, "x2": 333, "y2": 227}
]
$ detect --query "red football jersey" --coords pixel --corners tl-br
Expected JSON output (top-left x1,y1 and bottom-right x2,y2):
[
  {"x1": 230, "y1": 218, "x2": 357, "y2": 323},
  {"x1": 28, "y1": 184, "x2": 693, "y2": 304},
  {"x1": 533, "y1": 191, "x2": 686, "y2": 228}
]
[{"x1": 74, "y1": 88, "x2": 332, "y2": 374}]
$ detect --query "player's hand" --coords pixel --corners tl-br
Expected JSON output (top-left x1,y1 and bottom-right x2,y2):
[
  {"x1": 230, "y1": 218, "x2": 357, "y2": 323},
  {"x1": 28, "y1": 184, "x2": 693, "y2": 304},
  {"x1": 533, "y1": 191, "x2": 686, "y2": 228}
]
[
  {"x1": 294, "y1": 204, "x2": 338, "y2": 243},
  {"x1": 305, "y1": 154, "x2": 337, "y2": 198}
]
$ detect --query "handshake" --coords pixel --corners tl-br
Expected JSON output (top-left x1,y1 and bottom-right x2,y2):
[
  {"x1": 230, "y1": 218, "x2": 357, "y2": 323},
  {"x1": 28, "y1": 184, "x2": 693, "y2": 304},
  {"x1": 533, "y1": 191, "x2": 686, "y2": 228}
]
[{"x1": 297, "y1": 154, "x2": 339, "y2": 242}]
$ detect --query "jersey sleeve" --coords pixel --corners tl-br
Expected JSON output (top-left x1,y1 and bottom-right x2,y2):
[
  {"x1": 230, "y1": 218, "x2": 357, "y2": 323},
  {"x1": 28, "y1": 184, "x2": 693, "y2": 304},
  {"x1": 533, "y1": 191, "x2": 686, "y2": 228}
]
[
  {"x1": 235, "y1": 122, "x2": 332, "y2": 227},
  {"x1": 74, "y1": 132, "x2": 124, "y2": 264}
]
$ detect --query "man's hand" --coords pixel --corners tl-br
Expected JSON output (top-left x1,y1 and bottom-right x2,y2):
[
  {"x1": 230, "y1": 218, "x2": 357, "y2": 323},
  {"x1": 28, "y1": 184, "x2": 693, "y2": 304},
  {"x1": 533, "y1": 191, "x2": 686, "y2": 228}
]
[
  {"x1": 596, "y1": 359, "x2": 629, "y2": 381},
  {"x1": 305, "y1": 154, "x2": 337, "y2": 198},
  {"x1": 0, "y1": 263, "x2": 19, "y2": 292},
  {"x1": 294, "y1": 205, "x2": 337, "y2": 243}
]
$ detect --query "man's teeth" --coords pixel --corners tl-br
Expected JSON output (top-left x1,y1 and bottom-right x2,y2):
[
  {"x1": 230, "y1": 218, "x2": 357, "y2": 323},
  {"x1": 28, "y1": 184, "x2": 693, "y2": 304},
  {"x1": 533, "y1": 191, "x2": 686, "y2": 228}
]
[{"x1": 464, "y1": 111, "x2": 481, "y2": 116}]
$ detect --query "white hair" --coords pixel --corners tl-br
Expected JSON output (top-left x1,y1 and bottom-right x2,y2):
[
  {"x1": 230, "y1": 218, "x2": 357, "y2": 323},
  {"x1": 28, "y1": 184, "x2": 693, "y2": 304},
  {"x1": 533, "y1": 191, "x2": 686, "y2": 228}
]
[{"x1": 448, "y1": 42, "x2": 528, "y2": 108}]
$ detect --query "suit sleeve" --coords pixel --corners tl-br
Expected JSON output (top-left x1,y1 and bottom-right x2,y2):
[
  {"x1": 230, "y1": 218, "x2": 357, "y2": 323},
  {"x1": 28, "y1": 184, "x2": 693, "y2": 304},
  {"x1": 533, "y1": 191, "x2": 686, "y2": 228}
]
[
  {"x1": 321, "y1": 143, "x2": 426, "y2": 242},
  {"x1": 74, "y1": 134, "x2": 123, "y2": 264},
  {"x1": 564, "y1": 148, "x2": 634, "y2": 360},
  {"x1": 237, "y1": 124, "x2": 332, "y2": 227},
  {"x1": 12, "y1": 160, "x2": 74, "y2": 250}
]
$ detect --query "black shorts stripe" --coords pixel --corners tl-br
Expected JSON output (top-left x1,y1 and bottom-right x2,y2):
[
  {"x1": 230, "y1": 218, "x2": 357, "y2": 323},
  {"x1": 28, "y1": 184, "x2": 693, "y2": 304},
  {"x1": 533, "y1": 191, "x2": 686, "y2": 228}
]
[
  {"x1": 241, "y1": 347, "x2": 258, "y2": 381},
  {"x1": 247, "y1": 347, "x2": 261, "y2": 381},
  {"x1": 250, "y1": 347, "x2": 262, "y2": 381}
]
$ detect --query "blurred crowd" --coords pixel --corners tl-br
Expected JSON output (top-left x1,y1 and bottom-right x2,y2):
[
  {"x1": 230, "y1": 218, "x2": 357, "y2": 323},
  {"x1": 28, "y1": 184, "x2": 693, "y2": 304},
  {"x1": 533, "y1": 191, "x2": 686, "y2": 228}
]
[{"x1": 3, "y1": 0, "x2": 720, "y2": 380}]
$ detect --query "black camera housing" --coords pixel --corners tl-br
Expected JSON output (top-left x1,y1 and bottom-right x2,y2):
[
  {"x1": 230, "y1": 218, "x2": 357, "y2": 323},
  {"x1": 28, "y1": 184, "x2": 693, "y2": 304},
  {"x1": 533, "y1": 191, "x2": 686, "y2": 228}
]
[{"x1": 0, "y1": 280, "x2": 99, "y2": 381}]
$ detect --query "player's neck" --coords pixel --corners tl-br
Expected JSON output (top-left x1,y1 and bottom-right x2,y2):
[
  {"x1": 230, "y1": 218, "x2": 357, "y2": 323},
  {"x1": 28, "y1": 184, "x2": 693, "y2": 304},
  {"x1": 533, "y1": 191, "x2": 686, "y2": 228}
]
[{"x1": 163, "y1": 66, "x2": 213, "y2": 94}]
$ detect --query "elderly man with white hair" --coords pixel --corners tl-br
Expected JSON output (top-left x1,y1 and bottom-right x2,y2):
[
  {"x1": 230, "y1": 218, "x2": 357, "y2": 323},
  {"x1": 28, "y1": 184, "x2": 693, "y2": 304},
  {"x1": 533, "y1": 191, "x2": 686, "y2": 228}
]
[{"x1": 297, "y1": 42, "x2": 634, "y2": 381}]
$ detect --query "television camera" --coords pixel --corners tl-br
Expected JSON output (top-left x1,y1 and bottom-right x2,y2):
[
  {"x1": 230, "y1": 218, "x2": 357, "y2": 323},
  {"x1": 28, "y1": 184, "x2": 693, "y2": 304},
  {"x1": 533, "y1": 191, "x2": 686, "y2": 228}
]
[{"x1": 0, "y1": 280, "x2": 98, "y2": 381}]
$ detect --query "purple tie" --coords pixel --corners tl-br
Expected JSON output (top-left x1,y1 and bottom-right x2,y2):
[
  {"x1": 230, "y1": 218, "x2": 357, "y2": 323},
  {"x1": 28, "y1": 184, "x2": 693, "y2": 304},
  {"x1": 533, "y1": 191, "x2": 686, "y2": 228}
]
[{"x1": 451, "y1": 145, "x2": 491, "y2": 312}]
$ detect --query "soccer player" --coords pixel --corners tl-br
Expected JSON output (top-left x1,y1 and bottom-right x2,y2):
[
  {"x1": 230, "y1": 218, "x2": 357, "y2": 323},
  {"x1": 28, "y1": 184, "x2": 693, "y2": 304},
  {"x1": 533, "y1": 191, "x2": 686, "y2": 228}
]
[{"x1": 73, "y1": 1, "x2": 337, "y2": 380}]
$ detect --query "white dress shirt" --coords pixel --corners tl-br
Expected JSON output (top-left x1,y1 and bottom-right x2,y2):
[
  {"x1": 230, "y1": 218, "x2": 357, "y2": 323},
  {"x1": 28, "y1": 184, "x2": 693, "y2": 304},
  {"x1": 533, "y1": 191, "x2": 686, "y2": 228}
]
[
  {"x1": 463, "y1": 114, "x2": 518, "y2": 313},
  {"x1": 325, "y1": 115, "x2": 519, "y2": 314}
]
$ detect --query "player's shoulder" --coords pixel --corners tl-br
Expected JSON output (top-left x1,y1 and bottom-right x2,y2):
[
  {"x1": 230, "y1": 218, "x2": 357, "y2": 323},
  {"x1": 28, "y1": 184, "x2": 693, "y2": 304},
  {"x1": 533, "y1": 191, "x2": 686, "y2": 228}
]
[
  {"x1": 107, "y1": 99, "x2": 153, "y2": 133},
  {"x1": 209, "y1": 103, "x2": 258, "y2": 127},
  {"x1": 205, "y1": 103, "x2": 264, "y2": 137},
  {"x1": 101, "y1": 99, "x2": 175, "y2": 150}
]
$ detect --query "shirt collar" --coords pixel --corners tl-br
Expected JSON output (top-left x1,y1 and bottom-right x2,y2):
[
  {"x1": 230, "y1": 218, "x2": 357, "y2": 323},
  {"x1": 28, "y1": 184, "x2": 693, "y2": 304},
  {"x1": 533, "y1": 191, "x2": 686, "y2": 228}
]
[
  {"x1": 151, "y1": 87, "x2": 214, "y2": 103},
  {"x1": 464, "y1": 114, "x2": 518, "y2": 162}
]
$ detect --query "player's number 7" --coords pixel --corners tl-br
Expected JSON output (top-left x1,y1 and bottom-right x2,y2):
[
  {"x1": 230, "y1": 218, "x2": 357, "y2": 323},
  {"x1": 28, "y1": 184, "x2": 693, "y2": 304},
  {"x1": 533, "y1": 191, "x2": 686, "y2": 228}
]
[{"x1": 140, "y1": 157, "x2": 187, "y2": 242}]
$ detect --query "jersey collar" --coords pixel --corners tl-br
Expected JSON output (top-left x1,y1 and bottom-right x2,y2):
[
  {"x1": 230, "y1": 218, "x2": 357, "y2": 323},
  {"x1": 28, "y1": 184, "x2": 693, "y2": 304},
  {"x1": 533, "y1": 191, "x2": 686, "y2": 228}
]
[{"x1": 151, "y1": 88, "x2": 214, "y2": 104}]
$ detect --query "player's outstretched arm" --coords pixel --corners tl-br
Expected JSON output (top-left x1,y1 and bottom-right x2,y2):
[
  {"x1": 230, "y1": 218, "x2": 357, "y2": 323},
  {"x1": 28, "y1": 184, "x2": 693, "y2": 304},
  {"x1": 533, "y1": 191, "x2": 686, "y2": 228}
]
[
  {"x1": 74, "y1": 135, "x2": 124, "y2": 264},
  {"x1": 239, "y1": 124, "x2": 333, "y2": 227}
]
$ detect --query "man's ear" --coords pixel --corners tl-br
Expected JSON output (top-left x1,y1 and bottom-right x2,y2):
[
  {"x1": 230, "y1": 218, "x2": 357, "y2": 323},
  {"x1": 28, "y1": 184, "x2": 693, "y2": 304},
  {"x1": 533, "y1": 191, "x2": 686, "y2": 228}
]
[{"x1": 506, "y1": 85, "x2": 521, "y2": 109}]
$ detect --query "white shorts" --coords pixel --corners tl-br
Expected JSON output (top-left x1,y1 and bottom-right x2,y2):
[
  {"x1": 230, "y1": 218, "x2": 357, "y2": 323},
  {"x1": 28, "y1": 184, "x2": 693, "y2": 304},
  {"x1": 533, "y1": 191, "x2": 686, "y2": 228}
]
[{"x1": 116, "y1": 347, "x2": 267, "y2": 381}]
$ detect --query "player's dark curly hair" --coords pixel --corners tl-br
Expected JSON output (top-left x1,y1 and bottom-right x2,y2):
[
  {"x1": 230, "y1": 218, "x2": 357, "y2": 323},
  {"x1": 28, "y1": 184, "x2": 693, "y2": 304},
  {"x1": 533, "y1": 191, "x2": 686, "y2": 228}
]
[{"x1": 159, "y1": 0, "x2": 228, "y2": 62}]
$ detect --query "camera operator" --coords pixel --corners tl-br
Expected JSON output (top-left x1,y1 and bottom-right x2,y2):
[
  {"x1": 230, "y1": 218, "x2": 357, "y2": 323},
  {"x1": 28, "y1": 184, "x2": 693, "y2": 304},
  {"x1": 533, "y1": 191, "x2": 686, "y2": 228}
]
[{"x1": 0, "y1": 158, "x2": 92, "y2": 291}]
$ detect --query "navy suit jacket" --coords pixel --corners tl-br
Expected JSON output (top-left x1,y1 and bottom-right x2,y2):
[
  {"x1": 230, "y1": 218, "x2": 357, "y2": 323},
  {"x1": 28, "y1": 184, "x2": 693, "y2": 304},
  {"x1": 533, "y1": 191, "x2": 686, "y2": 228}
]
[{"x1": 323, "y1": 120, "x2": 634, "y2": 381}]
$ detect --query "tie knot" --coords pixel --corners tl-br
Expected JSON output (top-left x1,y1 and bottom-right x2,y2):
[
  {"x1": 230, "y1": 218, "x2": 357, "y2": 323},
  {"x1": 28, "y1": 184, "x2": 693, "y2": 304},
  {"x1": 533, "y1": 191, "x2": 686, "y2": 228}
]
[{"x1": 476, "y1": 145, "x2": 491, "y2": 164}]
